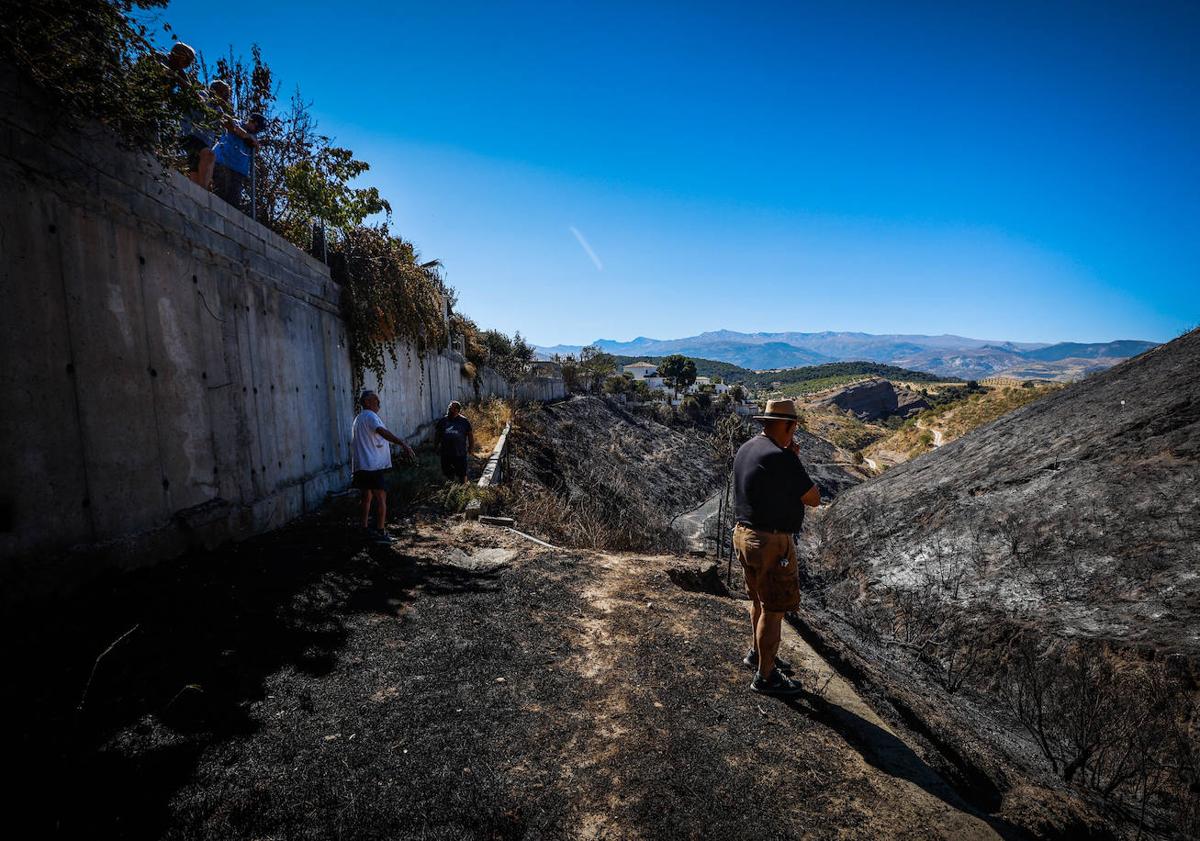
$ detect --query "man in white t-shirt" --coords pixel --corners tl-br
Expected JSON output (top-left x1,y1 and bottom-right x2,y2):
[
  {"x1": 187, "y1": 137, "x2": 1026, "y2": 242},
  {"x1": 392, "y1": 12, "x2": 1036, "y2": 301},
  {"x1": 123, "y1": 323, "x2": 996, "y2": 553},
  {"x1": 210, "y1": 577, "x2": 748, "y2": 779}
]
[{"x1": 351, "y1": 390, "x2": 414, "y2": 543}]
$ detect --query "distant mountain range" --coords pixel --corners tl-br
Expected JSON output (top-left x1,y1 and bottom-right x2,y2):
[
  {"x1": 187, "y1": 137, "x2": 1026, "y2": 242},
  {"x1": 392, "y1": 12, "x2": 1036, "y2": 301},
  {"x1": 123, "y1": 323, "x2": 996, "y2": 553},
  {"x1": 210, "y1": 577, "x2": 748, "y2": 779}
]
[{"x1": 535, "y1": 330, "x2": 1159, "y2": 380}]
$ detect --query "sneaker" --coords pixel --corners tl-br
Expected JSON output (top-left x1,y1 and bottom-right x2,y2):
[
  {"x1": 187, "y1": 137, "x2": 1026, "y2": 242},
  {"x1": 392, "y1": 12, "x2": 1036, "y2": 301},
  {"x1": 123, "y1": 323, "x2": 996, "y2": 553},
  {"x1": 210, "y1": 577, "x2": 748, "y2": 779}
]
[
  {"x1": 370, "y1": 528, "x2": 396, "y2": 545},
  {"x1": 742, "y1": 649, "x2": 794, "y2": 674},
  {"x1": 750, "y1": 669, "x2": 805, "y2": 697}
]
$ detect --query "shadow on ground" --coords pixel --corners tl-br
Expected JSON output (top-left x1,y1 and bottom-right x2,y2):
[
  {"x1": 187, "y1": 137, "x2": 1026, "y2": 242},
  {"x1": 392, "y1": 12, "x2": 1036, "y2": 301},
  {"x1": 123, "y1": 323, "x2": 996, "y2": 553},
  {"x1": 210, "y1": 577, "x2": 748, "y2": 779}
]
[
  {"x1": 784, "y1": 694, "x2": 1033, "y2": 841},
  {"x1": 3, "y1": 511, "x2": 495, "y2": 839}
]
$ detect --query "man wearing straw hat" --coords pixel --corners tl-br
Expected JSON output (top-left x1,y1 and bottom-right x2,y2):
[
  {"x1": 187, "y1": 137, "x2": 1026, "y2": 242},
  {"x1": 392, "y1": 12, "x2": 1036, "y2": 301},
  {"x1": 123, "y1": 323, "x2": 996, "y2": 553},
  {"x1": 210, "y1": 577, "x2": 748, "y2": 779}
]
[{"x1": 732, "y1": 398, "x2": 821, "y2": 696}]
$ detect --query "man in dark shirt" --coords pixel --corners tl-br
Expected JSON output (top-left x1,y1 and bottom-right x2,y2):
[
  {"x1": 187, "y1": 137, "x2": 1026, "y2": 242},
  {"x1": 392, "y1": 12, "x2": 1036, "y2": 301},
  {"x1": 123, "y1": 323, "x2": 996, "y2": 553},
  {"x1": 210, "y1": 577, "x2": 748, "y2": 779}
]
[
  {"x1": 435, "y1": 401, "x2": 475, "y2": 483},
  {"x1": 732, "y1": 399, "x2": 821, "y2": 696}
]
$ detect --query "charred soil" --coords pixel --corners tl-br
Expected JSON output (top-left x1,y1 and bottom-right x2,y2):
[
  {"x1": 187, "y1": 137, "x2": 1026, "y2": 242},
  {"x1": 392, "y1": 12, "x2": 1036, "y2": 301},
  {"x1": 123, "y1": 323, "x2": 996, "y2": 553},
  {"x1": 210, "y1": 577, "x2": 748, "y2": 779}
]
[{"x1": 2, "y1": 505, "x2": 1074, "y2": 841}]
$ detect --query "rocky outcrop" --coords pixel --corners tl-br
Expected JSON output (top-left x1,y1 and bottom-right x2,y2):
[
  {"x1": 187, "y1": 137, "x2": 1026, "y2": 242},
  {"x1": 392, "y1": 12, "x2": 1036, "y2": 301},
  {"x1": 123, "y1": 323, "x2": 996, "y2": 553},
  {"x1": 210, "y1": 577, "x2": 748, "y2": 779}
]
[
  {"x1": 894, "y1": 386, "x2": 931, "y2": 416},
  {"x1": 817, "y1": 378, "x2": 929, "y2": 421}
]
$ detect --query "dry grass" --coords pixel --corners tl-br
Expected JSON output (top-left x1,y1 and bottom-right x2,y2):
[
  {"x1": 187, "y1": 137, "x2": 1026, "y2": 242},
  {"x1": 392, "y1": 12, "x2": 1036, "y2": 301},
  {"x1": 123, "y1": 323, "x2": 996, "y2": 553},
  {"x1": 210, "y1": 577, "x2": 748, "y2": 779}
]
[
  {"x1": 462, "y1": 398, "x2": 514, "y2": 456},
  {"x1": 866, "y1": 384, "x2": 1062, "y2": 461},
  {"x1": 802, "y1": 408, "x2": 887, "y2": 452}
]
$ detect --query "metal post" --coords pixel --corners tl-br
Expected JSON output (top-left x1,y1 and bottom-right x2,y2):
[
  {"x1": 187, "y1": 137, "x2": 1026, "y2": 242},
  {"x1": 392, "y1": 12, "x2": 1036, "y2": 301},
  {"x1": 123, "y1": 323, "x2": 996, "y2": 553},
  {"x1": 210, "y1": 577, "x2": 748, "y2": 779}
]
[
  {"x1": 249, "y1": 156, "x2": 256, "y2": 221},
  {"x1": 724, "y1": 468, "x2": 734, "y2": 587}
]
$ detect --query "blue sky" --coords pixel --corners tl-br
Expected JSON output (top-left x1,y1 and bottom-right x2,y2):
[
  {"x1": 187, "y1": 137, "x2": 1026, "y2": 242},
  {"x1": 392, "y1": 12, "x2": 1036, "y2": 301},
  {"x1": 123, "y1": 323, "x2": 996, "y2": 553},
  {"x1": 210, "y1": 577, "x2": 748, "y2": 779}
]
[{"x1": 156, "y1": 1, "x2": 1197, "y2": 346}]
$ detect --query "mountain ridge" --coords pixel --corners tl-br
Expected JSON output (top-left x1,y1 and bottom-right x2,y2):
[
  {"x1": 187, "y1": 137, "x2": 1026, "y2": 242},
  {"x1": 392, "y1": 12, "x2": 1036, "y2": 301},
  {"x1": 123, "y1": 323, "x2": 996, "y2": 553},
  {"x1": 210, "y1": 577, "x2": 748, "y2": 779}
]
[{"x1": 536, "y1": 329, "x2": 1157, "y2": 379}]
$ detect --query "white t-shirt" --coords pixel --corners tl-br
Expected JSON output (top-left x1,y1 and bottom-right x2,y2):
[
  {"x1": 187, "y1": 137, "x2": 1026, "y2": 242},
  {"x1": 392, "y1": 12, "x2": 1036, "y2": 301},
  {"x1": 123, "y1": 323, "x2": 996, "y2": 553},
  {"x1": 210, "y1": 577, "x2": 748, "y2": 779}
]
[{"x1": 351, "y1": 410, "x2": 392, "y2": 472}]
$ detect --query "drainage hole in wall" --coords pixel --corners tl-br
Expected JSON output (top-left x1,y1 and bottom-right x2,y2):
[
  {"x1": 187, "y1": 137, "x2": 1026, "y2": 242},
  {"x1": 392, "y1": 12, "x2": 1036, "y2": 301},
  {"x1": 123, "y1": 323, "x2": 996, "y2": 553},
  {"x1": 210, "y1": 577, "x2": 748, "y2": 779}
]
[
  {"x1": 65, "y1": 363, "x2": 75, "y2": 374},
  {"x1": 149, "y1": 367, "x2": 158, "y2": 377},
  {"x1": 81, "y1": 497, "x2": 90, "y2": 508},
  {"x1": 161, "y1": 478, "x2": 170, "y2": 490},
  {"x1": 48, "y1": 224, "x2": 57, "y2": 234}
]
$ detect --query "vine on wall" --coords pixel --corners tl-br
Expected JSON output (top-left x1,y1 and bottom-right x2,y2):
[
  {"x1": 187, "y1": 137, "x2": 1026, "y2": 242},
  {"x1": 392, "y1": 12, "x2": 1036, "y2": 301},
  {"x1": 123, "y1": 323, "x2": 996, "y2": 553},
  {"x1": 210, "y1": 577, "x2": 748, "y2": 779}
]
[{"x1": 340, "y1": 225, "x2": 448, "y2": 393}]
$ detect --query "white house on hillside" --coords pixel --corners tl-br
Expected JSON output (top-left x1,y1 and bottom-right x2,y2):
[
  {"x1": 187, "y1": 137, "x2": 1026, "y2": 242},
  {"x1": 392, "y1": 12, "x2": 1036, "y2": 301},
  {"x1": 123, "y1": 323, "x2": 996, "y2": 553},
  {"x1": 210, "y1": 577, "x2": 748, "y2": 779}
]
[
  {"x1": 687, "y1": 376, "x2": 731, "y2": 395},
  {"x1": 622, "y1": 361, "x2": 667, "y2": 391}
]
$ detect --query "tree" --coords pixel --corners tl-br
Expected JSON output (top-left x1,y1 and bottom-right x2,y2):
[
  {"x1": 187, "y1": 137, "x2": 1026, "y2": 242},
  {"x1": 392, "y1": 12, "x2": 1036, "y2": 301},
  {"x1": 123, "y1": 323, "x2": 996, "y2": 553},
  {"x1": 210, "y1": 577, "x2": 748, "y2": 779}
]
[
  {"x1": 211, "y1": 48, "x2": 388, "y2": 243},
  {"x1": 603, "y1": 374, "x2": 629, "y2": 395},
  {"x1": 1, "y1": 0, "x2": 210, "y2": 158},
  {"x1": 658, "y1": 354, "x2": 697, "y2": 398},
  {"x1": 579, "y1": 345, "x2": 617, "y2": 394},
  {"x1": 512, "y1": 332, "x2": 535, "y2": 369},
  {"x1": 340, "y1": 225, "x2": 449, "y2": 391},
  {"x1": 553, "y1": 353, "x2": 582, "y2": 393}
]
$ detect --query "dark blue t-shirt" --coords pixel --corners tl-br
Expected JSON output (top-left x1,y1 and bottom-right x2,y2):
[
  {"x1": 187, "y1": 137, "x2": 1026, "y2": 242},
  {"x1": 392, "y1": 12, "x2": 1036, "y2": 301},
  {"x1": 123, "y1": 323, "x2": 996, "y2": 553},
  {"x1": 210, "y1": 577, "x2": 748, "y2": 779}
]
[
  {"x1": 732, "y1": 434, "x2": 815, "y2": 533},
  {"x1": 437, "y1": 415, "x2": 472, "y2": 457}
]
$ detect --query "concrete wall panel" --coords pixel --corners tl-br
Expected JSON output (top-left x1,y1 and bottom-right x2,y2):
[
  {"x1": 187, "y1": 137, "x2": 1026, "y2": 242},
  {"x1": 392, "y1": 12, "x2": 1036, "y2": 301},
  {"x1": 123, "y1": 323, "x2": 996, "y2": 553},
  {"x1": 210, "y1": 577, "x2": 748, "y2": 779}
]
[
  {"x1": 0, "y1": 64, "x2": 565, "y2": 596},
  {"x1": 57, "y1": 208, "x2": 165, "y2": 541},
  {"x1": 0, "y1": 180, "x2": 92, "y2": 558}
]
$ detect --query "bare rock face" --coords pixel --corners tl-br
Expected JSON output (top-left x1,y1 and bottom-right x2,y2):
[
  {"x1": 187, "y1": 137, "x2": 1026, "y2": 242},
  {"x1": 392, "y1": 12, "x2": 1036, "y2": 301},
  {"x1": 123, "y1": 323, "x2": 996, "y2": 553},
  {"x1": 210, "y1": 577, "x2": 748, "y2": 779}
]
[
  {"x1": 817, "y1": 378, "x2": 897, "y2": 420},
  {"x1": 817, "y1": 378, "x2": 929, "y2": 421},
  {"x1": 894, "y1": 386, "x2": 931, "y2": 416}
]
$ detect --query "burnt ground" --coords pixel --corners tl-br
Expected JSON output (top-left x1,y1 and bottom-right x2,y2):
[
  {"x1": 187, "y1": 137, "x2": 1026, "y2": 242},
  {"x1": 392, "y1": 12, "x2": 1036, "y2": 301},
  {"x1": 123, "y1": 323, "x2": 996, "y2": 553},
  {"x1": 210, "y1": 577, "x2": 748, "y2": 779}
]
[{"x1": 2, "y1": 506, "x2": 1052, "y2": 841}]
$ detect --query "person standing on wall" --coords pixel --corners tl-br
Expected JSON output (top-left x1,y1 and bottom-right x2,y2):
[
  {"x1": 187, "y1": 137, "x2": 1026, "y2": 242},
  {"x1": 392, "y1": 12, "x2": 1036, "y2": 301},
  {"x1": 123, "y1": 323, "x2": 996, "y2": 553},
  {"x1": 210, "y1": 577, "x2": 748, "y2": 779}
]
[
  {"x1": 351, "y1": 390, "x2": 414, "y2": 544},
  {"x1": 212, "y1": 110, "x2": 264, "y2": 212},
  {"x1": 732, "y1": 399, "x2": 821, "y2": 696},
  {"x1": 435, "y1": 401, "x2": 475, "y2": 484}
]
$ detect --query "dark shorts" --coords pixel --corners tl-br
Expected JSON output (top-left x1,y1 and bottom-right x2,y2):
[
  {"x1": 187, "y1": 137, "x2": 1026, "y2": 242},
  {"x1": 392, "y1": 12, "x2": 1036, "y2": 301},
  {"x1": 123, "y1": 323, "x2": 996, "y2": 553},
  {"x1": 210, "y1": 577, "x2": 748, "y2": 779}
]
[
  {"x1": 440, "y1": 453, "x2": 468, "y2": 482},
  {"x1": 213, "y1": 164, "x2": 247, "y2": 208},
  {"x1": 352, "y1": 469, "x2": 388, "y2": 491},
  {"x1": 733, "y1": 524, "x2": 800, "y2": 613}
]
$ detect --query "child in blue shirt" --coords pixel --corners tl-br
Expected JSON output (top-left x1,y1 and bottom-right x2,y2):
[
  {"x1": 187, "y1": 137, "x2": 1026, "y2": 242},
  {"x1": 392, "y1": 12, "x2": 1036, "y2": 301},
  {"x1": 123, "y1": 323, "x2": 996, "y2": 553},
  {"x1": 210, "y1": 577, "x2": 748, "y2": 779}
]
[{"x1": 212, "y1": 111, "x2": 264, "y2": 210}]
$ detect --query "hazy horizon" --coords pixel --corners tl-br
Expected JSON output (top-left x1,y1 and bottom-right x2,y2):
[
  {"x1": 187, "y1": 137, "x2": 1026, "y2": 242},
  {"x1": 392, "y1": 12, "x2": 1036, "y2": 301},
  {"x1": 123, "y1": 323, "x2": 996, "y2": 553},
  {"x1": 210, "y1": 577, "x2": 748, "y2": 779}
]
[{"x1": 530, "y1": 326, "x2": 1171, "y2": 351}]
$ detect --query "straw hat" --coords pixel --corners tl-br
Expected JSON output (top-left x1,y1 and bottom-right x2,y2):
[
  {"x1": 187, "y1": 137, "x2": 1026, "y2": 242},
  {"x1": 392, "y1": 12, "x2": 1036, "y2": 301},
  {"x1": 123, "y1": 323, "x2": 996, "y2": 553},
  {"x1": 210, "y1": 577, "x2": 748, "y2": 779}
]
[{"x1": 753, "y1": 398, "x2": 800, "y2": 422}]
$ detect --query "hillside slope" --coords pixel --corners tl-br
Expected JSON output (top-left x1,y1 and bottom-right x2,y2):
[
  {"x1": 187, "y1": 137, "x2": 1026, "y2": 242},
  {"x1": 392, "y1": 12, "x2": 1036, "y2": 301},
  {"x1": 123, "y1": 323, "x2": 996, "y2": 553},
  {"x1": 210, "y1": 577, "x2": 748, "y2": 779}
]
[
  {"x1": 799, "y1": 329, "x2": 1200, "y2": 836},
  {"x1": 865, "y1": 382, "x2": 1064, "y2": 468},
  {"x1": 508, "y1": 396, "x2": 727, "y2": 551},
  {"x1": 819, "y1": 328, "x2": 1199, "y2": 650}
]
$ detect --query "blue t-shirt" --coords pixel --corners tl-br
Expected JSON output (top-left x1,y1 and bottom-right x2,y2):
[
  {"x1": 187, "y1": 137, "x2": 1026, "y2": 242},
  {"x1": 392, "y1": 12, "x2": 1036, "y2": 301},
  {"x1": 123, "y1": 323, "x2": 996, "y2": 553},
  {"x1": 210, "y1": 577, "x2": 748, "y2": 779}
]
[{"x1": 213, "y1": 128, "x2": 253, "y2": 175}]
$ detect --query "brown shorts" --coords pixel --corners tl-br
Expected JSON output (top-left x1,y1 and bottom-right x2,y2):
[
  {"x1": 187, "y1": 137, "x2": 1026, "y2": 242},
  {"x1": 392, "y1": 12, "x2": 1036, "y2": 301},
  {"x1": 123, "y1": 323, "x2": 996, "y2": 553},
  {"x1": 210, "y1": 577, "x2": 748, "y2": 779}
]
[{"x1": 733, "y1": 524, "x2": 800, "y2": 613}]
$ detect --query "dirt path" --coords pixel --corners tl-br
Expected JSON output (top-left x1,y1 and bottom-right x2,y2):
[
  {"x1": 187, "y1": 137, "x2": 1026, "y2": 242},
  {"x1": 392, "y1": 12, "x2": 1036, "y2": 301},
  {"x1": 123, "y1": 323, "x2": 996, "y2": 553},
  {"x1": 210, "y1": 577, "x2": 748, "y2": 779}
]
[
  {"x1": 562, "y1": 550, "x2": 1005, "y2": 840},
  {"x1": 670, "y1": 490, "x2": 723, "y2": 551},
  {"x1": 917, "y1": 419, "x2": 946, "y2": 447}
]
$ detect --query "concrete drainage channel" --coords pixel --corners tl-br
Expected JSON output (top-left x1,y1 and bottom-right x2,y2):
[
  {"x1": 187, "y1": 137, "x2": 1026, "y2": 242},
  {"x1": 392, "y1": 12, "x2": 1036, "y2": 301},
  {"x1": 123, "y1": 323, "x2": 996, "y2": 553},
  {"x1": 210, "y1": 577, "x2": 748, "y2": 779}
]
[
  {"x1": 466, "y1": 422, "x2": 511, "y2": 520},
  {"x1": 464, "y1": 422, "x2": 563, "y2": 550}
]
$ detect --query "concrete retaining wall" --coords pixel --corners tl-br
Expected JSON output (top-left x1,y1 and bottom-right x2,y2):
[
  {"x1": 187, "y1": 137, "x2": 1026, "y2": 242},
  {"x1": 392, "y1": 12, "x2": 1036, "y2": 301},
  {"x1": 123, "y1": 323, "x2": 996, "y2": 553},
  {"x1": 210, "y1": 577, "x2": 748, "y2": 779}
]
[{"x1": 0, "y1": 68, "x2": 563, "y2": 596}]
